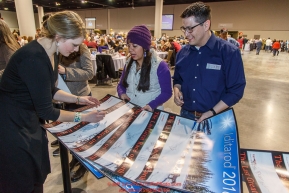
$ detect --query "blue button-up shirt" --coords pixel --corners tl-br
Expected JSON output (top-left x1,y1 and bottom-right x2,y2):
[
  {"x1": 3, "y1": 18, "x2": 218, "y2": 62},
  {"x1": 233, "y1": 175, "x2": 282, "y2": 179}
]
[{"x1": 173, "y1": 34, "x2": 246, "y2": 112}]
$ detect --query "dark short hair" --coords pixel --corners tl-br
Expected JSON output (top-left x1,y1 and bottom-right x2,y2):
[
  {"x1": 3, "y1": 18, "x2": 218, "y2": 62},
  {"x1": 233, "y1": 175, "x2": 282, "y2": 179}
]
[
  {"x1": 220, "y1": 28, "x2": 228, "y2": 34},
  {"x1": 180, "y1": 2, "x2": 211, "y2": 23}
]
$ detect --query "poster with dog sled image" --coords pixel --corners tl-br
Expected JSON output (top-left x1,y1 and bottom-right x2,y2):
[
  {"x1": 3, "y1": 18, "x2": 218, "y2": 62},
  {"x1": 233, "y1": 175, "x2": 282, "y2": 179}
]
[{"x1": 44, "y1": 94, "x2": 241, "y2": 193}]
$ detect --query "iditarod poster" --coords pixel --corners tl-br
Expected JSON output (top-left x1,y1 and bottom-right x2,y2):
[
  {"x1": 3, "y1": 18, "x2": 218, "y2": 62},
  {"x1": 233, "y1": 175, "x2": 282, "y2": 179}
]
[
  {"x1": 240, "y1": 149, "x2": 289, "y2": 193},
  {"x1": 44, "y1": 95, "x2": 241, "y2": 193}
]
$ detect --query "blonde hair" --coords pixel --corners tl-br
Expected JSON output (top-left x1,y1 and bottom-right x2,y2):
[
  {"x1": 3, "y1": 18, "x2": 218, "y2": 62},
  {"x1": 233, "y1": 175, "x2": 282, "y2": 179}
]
[
  {"x1": 27, "y1": 36, "x2": 33, "y2": 42},
  {"x1": 100, "y1": 38, "x2": 105, "y2": 46},
  {"x1": 0, "y1": 20, "x2": 20, "y2": 51},
  {"x1": 42, "y1": 11, "x2": 86, "y2": 40}
]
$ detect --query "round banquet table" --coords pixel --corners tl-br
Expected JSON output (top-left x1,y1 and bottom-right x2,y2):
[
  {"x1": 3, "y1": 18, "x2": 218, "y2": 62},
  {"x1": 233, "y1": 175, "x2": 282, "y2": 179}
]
[
  {"x1": 156, "y1": 51, "x2": 168, "y2": 59},
  {"x1": 91, "y1": 54, "x2": 127, "y2": 75}
]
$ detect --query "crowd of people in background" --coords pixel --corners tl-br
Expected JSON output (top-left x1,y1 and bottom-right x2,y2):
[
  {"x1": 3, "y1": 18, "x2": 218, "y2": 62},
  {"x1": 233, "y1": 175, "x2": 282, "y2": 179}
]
[{"x1": 9, "y1": 26, "x2": 289, "y2": 60}]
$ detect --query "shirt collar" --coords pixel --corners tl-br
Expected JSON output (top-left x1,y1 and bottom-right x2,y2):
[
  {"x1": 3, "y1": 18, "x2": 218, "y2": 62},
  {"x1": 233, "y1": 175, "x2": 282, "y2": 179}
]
[
  {"x1": 204, "y1": 31, "x2": 216, "y2": 50},
  {"x1": 189, "y1": 31, "x2": 216, "y2": 51}
]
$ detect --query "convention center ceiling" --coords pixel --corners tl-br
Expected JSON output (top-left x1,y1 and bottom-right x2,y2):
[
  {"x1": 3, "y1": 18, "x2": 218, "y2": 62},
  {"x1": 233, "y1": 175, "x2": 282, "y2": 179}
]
[{"x1": 0, "y1": 0, "x2": 240, "y2": 13}]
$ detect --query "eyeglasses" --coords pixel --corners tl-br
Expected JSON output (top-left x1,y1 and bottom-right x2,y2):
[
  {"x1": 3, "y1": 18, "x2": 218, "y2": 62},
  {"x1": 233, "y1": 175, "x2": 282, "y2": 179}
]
[{"x1": 180, "y1": 20, "x2": 206, "y2": 33}]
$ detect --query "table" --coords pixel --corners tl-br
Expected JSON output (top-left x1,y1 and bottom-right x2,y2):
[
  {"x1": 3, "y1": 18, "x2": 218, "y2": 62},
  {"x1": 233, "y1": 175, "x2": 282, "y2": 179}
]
[
  {"x1": 91, "y1": 54, "x2": 126, "y2": 76},
  {"x1": 112, "y1": 55, "x2": 127, "y2": 71},
  {"x1": 156, "y1": 51, "x2": 168, "y2": 59}
]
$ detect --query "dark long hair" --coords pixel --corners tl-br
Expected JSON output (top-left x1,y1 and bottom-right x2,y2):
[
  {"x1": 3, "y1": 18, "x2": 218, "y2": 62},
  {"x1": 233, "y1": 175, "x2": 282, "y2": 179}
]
[{"x1": 122, "y1": 49, "x2": 152, "y2": 92}]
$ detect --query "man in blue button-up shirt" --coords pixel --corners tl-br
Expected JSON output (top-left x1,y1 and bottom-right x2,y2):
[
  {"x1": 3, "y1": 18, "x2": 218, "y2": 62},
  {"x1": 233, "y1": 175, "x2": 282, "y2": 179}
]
[{"x1": 173, "y1": 2, "x2": 246, "y2": 122}]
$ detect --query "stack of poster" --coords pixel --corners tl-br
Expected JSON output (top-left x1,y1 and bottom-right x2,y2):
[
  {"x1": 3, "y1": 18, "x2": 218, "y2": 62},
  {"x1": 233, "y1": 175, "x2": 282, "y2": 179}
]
[
  {"x1": 240, "y1": 149, "x2": 289, "y2": 193},
  {"x1": 43, "y1": 95, "x2": 241, "y2": 193}
]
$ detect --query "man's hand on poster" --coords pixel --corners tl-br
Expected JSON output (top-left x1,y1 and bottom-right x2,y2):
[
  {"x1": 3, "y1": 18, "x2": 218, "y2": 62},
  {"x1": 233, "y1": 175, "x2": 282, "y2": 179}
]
[
  {"x1": 142, "y1": 105, "x2": 153, "y2": 112},
  {"x1": 173, "y1": 85, "x2": 184, "y2": 106},
  {"x1": 197, "y1": 111, "x2": 214, "y2": 123}
]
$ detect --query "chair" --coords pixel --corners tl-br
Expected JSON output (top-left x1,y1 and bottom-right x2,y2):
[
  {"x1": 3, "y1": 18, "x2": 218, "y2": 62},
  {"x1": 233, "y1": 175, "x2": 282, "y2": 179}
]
[{"x1": 95, "y1": 54, "x2": 116, "y2": 86}]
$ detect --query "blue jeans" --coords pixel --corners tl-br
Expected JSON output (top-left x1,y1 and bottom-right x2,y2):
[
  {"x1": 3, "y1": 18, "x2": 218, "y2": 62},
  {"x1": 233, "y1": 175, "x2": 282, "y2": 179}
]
[
  {"x1": 273, "y1": 49, "x2": 279, "y2": 56},
  {"x1": 180, "y1": 109, "x2": 198, "y2": 120}
]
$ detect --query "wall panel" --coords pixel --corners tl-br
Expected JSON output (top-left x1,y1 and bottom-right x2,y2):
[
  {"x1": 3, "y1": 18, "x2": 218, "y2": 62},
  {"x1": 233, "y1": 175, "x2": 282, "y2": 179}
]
[{"x1": 3, "y1": 0, "x2": 289, "y2": 39}]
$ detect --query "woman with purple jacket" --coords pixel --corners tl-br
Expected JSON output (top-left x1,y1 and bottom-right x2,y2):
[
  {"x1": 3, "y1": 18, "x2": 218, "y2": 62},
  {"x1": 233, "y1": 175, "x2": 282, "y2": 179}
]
[{"x1": 117, "y1": 25, "x2": 172, "y2": 111}]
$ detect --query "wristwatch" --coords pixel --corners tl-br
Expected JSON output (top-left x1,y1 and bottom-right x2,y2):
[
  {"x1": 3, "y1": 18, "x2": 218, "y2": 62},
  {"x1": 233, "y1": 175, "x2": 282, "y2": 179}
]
[{"x1": 210, "y1": 108, "x2": 217, "y2": 116}]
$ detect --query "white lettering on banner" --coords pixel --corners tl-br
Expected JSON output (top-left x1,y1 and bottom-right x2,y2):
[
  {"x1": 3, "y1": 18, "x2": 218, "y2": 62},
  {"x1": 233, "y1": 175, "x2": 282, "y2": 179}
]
[
  {"x1": 223, "y1": 133, "x2": 236, "y2": 169},
  {"x1": 206, "y1": 63, "x2": 221, "y2": 70}
]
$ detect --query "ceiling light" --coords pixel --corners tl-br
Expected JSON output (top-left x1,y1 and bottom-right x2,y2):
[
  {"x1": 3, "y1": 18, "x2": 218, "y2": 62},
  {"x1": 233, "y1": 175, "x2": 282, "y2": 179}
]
[
  {"x1": 81, "y1": 0, "x2": 87, "y2": 3},
  {"x1": 55, "y1": 2, "x2": 61, "y2": 6},
  {"x1": 4, "y1": 8, "x2": 8, "y2": 10}
]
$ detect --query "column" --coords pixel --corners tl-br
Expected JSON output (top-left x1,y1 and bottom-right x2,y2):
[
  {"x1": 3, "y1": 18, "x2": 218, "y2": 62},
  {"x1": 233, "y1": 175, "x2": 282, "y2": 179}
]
[
  {"x1": 154, "y1": 0, "x2": 163, "y2": 39},
  {"x1": 14, "y1": 0, "x2": 36, "y2": 37},
  {"x1": 38, "y1": 6, "x2": 44, "y2": 29},
  {"x1": 107, "y1": 9, "x2": 111, "y2": 35}
]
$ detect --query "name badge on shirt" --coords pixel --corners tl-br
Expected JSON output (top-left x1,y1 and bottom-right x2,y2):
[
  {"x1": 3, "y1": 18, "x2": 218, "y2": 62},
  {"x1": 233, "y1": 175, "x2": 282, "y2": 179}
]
[{"x1": 206, "y1": 63, "x2": 221, "y2": 70}]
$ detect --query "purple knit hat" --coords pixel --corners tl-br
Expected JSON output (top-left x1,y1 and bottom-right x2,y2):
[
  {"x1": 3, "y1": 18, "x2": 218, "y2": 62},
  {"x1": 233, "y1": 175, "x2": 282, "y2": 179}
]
[{"x1": 127, "y1": 25, "x2": 151, "y2": 50}]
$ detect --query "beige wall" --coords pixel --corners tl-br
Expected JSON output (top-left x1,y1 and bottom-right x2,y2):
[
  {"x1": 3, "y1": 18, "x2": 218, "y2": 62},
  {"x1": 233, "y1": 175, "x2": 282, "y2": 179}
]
[
  {"x1": 73, "y1": 0, "x2": 289, "y2": 39},
  {"x1": 2, "y1": 10, "x2": 40, "y2": 34},
  {"x1": 1, "y1": 10, "x2": 18, "y2": 31},
  {"x1": 2, "y1": 0, "x2": 289, "y2": 39}
]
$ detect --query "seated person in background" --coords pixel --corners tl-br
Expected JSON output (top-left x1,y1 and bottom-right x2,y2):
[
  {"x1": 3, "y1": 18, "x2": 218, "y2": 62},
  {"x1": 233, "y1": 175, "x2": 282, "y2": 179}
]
[
  {"x1": 94, "y1": 33, "x2": 100, "y2": 41},
  {"x1": 116, "y1": 33, "x2": 123, "y2": 40},
  {"x1": 114, "y1": 40, "x2": 123, "y2": 52},
  {"x1": 98, "y1": 38, "x2": 109, "y2": 53},
  {"x1": 17, "y1": 35, "x2": 25, "y2": 47},
  {"x1": 107, "y1": 38, "x2": 115, "y2": 48},
  {"x1": 99, "y1": 38, "x2": 108, "y2": 47},
  {"x1": 83, "y1": 35, "x2": 90, "y2": 45},
  {"x1": 169, "y1": 38, "x2": 181, "y2": 67},
  {"x1": 27, "y1": 36, "x2": 33, "y2": 43},
  {"x1": 117, "y1": 25, "x2": 172, "y2": 111},
  {"x1": 150, "y1": 41, "x2": 157, "y2": 50},
  {"x1": 159, "y1": 39, "x2": 166, "y2": 51},
  {"x1": 162, "y1": 41, "x2": 171, "y2": 52},
  {"x1": 35, "y1": 28, "x2": 41, "y2": 39},
  {"x1": 179, "y1": 39, "x2": 187, "y2": 47},
  {"x1": 22, "y1": 36, "x2": 28, "y2": 45},
  {"x1": 169, "y1": 38, "x2": 181, "y2": 53},
  {"x1": 87, "y1": 38, "x2": 97, "y2": 48}
]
